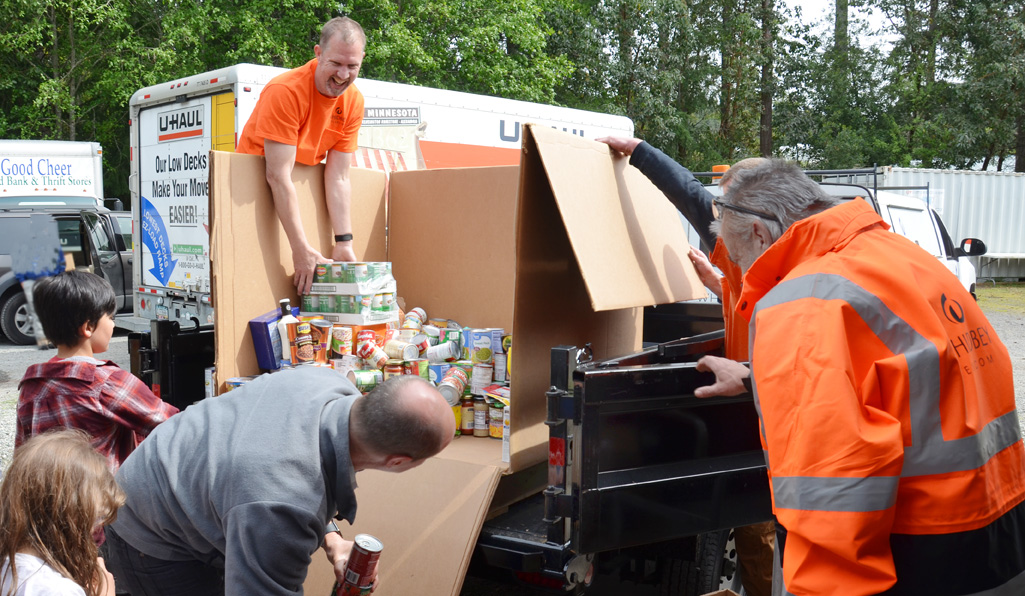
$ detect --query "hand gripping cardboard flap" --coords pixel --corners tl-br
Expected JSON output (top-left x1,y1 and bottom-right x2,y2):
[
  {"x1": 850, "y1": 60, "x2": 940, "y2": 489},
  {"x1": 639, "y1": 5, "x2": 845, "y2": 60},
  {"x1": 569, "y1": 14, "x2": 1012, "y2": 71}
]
[{"x1": 208, "y1": 130, "x2": 705, "y2": 595}]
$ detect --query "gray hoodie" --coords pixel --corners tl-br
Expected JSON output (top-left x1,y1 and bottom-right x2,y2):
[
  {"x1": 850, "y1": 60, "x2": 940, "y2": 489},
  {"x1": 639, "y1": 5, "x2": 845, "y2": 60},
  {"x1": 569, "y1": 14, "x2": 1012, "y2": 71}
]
[{"x1": 112, "y1": 366, "x2": 360, "y2": 594}]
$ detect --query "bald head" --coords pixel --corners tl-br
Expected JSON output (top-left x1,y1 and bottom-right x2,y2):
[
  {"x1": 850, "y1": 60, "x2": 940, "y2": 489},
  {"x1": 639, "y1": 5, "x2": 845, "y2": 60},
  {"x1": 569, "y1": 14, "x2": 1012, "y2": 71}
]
[
  {"x1": 350, "y1": 376, "x2": 454, "y2": 466},
  {"x1": 719, "y1": 157, "x2": 769, "y2": 192}
]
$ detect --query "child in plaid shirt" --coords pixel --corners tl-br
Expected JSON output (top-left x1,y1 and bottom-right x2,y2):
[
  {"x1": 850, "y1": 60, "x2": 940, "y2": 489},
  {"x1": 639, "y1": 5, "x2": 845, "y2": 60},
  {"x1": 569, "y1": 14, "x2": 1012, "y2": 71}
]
[{"x1": 16, "y1": 270, "x2": 178, "y2": 471}]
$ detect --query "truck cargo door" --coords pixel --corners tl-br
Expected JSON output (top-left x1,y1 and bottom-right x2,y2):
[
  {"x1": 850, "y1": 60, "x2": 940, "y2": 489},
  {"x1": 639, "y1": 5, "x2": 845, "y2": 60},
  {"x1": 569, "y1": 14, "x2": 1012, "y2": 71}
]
[{"x1": 211, "y1": 91, "x2": 236, "y2": 152}]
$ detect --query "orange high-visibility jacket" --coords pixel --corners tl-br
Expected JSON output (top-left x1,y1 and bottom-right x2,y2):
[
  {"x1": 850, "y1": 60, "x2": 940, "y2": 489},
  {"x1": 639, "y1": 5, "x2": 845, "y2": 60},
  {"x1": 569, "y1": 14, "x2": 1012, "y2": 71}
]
[
  {"x1": 736, "y1": 199, "x2": 1025, "y2": 595},
  {"x1": 710, "y1": 237, "x2": 747, "y2": 361}
]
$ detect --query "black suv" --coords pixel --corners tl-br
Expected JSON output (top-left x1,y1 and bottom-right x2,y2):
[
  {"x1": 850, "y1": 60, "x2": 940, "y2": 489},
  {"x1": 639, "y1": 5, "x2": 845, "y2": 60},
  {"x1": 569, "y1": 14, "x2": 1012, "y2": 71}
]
[{"x1": 0, "y1": 204, "x2": 133, "y2": 344}]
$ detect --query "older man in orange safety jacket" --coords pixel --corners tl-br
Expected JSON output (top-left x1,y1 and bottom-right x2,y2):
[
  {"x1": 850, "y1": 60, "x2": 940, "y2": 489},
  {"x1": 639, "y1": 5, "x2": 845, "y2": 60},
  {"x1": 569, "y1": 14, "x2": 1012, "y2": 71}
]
[{"x1": 695, "y1": 159, "x2": 1025, "y2": 595}]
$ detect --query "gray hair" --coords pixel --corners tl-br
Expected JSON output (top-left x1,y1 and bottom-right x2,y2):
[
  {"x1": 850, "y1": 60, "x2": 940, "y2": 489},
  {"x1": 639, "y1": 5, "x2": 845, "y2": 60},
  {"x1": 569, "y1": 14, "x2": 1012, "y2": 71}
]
[
  {"x1": 320, "y1": 17, "x2": 366, "y2": 50},
  {"x1": 351, "y1": 375, "x2": 446, "y2": 460},
  {"x1": 713, "y1": 159, "x2": 839, "y2": 244}
]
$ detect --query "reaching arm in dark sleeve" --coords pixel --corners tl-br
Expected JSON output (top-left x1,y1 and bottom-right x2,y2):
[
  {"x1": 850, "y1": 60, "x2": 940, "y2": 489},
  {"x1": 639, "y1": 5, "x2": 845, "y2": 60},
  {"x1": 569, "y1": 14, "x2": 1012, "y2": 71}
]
[{"x1": 629, "y1": 142, "x2": 719, "y2": 251}]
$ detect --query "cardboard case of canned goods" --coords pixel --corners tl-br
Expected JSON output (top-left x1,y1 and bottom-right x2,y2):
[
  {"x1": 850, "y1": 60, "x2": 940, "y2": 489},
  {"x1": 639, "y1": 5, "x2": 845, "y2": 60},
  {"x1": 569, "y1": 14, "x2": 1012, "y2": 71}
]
[{"x1": 207, "y1": 125, "x2": 704, "y2": 596}]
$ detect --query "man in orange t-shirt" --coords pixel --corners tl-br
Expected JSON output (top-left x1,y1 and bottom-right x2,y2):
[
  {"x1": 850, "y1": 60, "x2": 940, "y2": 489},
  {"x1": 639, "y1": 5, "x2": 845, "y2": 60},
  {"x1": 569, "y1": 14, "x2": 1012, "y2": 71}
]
[{"x1": 238, "y1": 17, "x2": 366, "y2": 295}]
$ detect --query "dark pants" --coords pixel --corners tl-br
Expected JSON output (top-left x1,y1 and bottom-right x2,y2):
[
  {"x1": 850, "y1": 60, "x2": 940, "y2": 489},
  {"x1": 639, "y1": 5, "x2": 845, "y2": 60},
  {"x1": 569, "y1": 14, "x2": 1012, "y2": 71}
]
[{"x1": 103, "y1": 526, "x2": 225, "y2": 596}]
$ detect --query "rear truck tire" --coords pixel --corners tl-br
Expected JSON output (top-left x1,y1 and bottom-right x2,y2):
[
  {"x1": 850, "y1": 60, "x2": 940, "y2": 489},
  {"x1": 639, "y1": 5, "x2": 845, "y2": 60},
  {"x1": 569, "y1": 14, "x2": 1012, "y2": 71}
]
[
  {"x1": 0, "y1": 291, "x2": 35, "y2": 345},
  {"x1": 658, "y1": 529, "x2": 742, "y2": 596}
]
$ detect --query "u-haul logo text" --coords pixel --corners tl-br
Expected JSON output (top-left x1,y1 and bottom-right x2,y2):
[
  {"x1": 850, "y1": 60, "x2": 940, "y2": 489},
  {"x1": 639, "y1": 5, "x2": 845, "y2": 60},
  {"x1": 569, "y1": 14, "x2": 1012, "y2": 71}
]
[{"x1": 158, "y1": 106, "x2": 204, "y2": 142}]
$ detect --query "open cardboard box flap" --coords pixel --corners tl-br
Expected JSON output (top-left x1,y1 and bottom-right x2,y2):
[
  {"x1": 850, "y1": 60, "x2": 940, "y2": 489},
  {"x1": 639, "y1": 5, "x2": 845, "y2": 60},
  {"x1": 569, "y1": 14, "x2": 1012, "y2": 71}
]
[
  {"x1": 524, "y1": 124, "x2": 704, "y2": 312},
  {"x1": 208, "y1": 127, "x2": 704, "y2": 595}
]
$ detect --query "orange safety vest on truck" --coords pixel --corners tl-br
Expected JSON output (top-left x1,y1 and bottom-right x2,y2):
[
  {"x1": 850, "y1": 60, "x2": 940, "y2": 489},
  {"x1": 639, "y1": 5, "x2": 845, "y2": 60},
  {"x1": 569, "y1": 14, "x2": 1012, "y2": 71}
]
[{"x1": 736, "y1": 198, "x2": 1025, "y2": 595}]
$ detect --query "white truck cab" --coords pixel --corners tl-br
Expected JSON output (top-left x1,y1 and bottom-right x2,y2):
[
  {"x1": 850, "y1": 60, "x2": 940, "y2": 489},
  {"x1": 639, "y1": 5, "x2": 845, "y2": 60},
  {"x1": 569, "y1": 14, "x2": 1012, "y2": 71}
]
[{"x1": 871, "y1": 189, "x2": 986, "y2": 299}]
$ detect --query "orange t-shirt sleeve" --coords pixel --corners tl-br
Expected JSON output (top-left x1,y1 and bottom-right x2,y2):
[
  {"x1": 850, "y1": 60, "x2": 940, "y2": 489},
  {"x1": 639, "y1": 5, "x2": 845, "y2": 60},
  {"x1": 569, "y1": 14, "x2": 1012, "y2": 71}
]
[
  {"x1": 331, "y1": 90, "x2": 364, "y2": 154},
  {"x1": 252, "y1": 84, "x2": 305, "y2": 147}
]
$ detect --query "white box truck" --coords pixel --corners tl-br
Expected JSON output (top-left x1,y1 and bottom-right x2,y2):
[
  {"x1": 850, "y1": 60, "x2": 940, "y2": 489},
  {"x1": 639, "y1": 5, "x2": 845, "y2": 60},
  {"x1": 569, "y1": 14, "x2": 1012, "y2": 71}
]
[
  {"x1": 128, "y1": 64, "x2": 633, "y2": 328},
  {"x1": 0, "y1": 140, "x2": 104, "y2": 207}
]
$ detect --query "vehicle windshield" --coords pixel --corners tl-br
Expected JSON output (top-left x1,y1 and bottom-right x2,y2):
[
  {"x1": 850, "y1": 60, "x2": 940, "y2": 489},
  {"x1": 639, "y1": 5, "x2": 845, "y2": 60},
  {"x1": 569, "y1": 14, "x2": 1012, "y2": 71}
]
[{"x1": 113, "y1": 213, "x2": 133, "y2": 249}]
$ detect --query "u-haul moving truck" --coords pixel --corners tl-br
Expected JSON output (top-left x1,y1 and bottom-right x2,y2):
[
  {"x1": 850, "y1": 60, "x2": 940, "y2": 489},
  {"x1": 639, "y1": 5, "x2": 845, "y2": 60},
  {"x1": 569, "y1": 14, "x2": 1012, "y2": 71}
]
[
  {"x1": 1, "y1": 140, "x2": 104, "y2": 206},
  {"x1": 128, "y1": 64, "x2": 633, "y2": 328}
]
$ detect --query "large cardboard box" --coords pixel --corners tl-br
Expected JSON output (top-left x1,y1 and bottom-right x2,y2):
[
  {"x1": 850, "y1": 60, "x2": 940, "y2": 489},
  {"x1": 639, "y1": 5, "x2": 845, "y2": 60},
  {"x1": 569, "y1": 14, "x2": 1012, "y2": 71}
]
[{"x1": 208, "y1": 125, "x2": 704, "y2": 595}]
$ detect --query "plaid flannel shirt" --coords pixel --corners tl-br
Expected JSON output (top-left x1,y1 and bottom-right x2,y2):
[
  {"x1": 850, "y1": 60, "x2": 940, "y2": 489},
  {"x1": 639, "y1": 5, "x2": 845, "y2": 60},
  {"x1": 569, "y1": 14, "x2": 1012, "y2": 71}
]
[{"x1": 17, "y1": 357, "x2": 179, "y2": 471}]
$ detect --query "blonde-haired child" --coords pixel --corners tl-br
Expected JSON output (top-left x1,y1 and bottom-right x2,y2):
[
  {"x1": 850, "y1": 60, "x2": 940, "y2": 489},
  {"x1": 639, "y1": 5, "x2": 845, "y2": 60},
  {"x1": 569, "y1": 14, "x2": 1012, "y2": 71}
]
[{"x1": 0, "y1": 429, "x2": 125, "y2": 596}]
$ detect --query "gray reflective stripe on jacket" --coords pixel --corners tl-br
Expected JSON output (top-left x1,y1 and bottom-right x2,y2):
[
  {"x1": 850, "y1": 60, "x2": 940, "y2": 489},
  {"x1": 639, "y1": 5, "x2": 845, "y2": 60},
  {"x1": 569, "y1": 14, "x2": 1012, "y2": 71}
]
[{"x1": 751, "y1": 273, "x2": 1021, "y2": 513}]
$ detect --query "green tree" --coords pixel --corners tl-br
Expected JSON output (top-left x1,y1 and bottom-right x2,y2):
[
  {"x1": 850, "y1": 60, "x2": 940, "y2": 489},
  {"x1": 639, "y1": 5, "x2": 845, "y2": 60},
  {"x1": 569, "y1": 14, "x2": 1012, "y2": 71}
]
[{"x1": 350, "y1": 0, "x2": 573, "y2": 102}]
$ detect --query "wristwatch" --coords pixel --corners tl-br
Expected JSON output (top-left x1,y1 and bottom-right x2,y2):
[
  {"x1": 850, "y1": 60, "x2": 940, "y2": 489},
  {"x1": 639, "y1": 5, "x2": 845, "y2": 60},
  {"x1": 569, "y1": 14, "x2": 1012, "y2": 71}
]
[
  {"x1": 326, "y1": 520, "x2": 343, "y2": 539},
  {"x1": 334, "y1": 233, "x2": 353, "y2": 242}
]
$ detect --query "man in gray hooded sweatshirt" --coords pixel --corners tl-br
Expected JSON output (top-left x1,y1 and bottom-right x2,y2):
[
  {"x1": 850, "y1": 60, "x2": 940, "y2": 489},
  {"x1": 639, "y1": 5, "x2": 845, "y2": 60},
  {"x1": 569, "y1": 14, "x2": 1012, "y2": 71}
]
[{"x1": 102, "y1": 367, "x2": 455, "y2": 595}]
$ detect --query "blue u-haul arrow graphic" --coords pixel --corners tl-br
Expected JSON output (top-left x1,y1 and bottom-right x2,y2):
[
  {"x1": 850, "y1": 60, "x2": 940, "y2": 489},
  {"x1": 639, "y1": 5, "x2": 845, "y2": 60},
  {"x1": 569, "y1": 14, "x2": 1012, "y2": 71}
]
[{"x1": 140, "y1": 196, "x2": 177, "y2": 285}]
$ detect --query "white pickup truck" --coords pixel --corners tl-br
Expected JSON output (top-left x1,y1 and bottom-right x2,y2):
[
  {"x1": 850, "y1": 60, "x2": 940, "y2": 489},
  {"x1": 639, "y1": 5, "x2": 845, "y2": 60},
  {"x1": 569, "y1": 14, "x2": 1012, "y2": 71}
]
[{"x1": 702, "y1": 180, "x2": 987, "y2": 299}]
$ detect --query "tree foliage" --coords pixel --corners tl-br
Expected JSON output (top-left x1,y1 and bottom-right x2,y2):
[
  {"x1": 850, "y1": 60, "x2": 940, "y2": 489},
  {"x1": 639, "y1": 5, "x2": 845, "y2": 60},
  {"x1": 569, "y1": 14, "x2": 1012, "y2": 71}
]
[{"x1": 1, "y1": 0, "x2": 1022, "y2": 199}]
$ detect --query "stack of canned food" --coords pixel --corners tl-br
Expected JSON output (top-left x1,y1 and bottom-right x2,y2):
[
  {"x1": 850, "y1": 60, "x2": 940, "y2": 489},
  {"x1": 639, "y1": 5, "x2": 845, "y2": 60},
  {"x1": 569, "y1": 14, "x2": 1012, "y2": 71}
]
[
  {"x1": 338, "y1": 307, "x2": 512, "y2": 442},
  {"x1": 300, "y1": 261, "x2": 399, "y2": 323}
]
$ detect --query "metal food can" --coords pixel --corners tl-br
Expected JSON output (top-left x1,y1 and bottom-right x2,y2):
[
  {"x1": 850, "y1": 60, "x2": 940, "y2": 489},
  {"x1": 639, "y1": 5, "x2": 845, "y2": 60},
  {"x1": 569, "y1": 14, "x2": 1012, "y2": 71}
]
[
  {"x1": 489, "y1": 403, "x2": 504, "y2": 439},
  {"x1": 408, "y1": 307, "x2": 427, "y2": 323},
  {"x1": 357, "y1": 295, "x2": 374, "y2": 315},
  {"x1": 422, "y1": 325, "x2": 441, "y2": 346},
  {"x1": 350, "y1": 263, "x2": 370, "y2": 283},
  {"x1": 486, "y1": 328, "x2": 505, "y2": 353},
  {"x1": 311, "y1": 320, "x2": 334, "y2": 364},
  {"x1": 454, "y1": 360, "x2": 474, "y2": 395},
  {"x1": 384, "y1": 339, "x2": 418, "y2": 361},
  {"x1": 331, "y1": 262, "x2": 347, "y2": 283},
  {"x1": 493, "y1": 352, "x2": 508, "y2": 383},
  {"x1": 470, "y1": 363, "x2": 494, "y2": 396},
  {"x1": 469, "y1": 329, "x2": 494, "y2": 364},
  {"x1": 336, "y1": 533, "x2": 383, "y2": 594},
  {"x1": 301, "y1": 294, "x2": 318, "y2": 313},
  {"x1": 409, "y1": 333, "x2": 430, "y2": 357},
  {"x1": 369, "y1": 262, "x2": 390, "y2": 281},
  {"x1": 426, "y1": 340, "x2": 461, "y2": 364},
  {"x1": 356, "y1": 330, "x2": 378, "y2": 348},
  {"x1": 380, "y1": 292, "x2": 394, "y2": 312},
  {"x1": 428, "y1": 363, "x2": 451, "y2": 384},
  {"x1": 347, "y1": 369, "x2": 383, "y2": 393},
  {"x1": 292, "y1": 322, "x2": 316, "y2": 364},
  {"x1": 403, "y1": 358, "x2": 429, "y2": 379},
  {"x1": 371, "y1": 293, "x2": 384, "y2": 312},
  {"x1": 357, "y1": 342, "x2": 388, "y2": 369},
  {"x1": 332, "y1": 326, "x2": 354, "y2": 357},
  {"x1": 438, "y1": 367, "x2": 469, "y2": 406},
  {"x1": 314, "y1": 263, "x2": 332, "y2": 284},
  {"x1": 440, "y1": 328, "x2": 462, "y2": 350}
]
